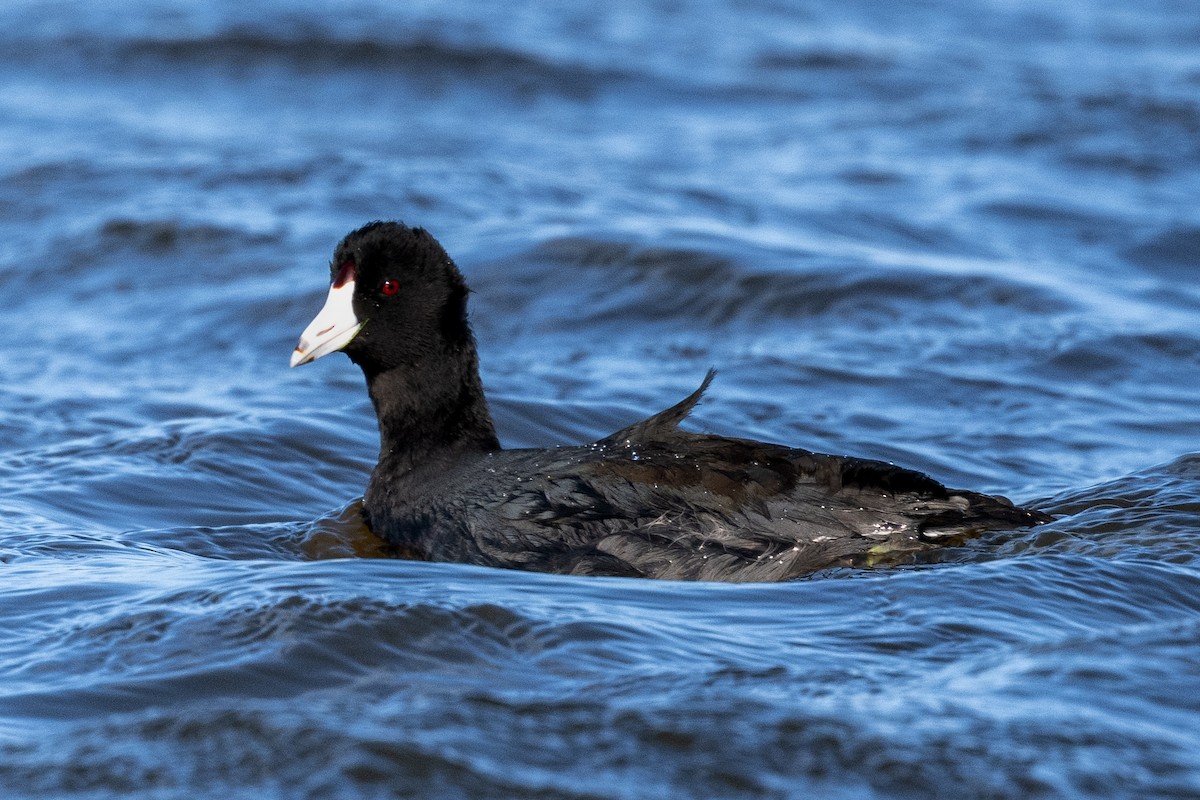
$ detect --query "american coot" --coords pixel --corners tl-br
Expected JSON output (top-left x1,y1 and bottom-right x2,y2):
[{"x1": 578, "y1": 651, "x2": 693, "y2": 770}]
[{"x1": 291, "y1": 221, "x2": 1051, "y2": 581}]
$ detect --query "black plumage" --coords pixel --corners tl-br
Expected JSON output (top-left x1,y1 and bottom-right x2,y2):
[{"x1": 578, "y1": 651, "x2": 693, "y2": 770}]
[{"x1": 292, "y1": 221, "x2": 1051, "y2": 582}]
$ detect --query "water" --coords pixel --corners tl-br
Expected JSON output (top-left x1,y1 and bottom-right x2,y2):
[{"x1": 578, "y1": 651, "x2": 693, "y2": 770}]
[{"x1": 3, "y1": 1, "x2": 1200, "y2": 797}]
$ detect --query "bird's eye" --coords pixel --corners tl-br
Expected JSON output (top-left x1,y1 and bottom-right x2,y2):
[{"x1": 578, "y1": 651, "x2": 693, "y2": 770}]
[{"x1": 380, "y1": 279, "x2": 400, "y2": 296}]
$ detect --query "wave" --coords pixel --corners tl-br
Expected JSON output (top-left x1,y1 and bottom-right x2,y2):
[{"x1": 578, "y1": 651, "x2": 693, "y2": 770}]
[
  {"x1": 84, "y1": 31, "x2": 634, "y2": 101},
  {"x1": 1124, "y1": 225, "x2": 1200, "y2": 277},
  {"x1": 472, "y1": 235, "x2": 1066, "y2": 330},
  {"x1": 96, "y1": 218, "x2": 281, "y2": 256},
  {"x1": 1031, "y1": 330, "x2": 1200, "y2": 382},
  {"x1": 3, "y1": 544, "x2": 1199, "y2": 798}
]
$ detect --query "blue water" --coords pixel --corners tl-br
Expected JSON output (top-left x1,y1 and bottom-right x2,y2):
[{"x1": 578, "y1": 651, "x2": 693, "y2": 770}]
[{"x1": 3, "y1": 1, "x2": 1200, "y2": 797}]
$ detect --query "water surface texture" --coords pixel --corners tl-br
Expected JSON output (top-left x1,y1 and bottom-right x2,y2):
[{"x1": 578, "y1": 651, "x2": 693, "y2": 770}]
[{"x1": 3, "y1": 1, "x2": 1200, "y2": 798}]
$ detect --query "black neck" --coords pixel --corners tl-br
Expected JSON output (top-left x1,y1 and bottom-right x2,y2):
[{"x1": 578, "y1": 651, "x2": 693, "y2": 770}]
[{"x1": 362, "y1": 354, "x2": 500, "y2": 471}]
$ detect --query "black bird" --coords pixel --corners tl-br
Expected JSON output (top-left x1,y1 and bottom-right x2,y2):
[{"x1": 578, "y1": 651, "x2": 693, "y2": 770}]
[{"x1": 291, "y1": 221, "x2": 1051, "y2": 581}]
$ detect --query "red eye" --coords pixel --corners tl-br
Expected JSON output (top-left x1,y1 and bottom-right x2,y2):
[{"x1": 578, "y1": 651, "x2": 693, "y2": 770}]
[{"x1": 380, "y1": 279, "x2": 400, "y2": 296}]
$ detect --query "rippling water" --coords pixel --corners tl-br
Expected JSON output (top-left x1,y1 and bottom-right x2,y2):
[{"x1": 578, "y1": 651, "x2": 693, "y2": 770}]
[{"x1": 3, "y1": 1, "x2": 1200, "y2": 797}]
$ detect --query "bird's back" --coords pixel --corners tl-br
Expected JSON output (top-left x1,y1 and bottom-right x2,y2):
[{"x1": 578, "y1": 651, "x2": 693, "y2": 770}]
[{"x1": 366, "y1": 382, "x2": 1049, "y2": 581}]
